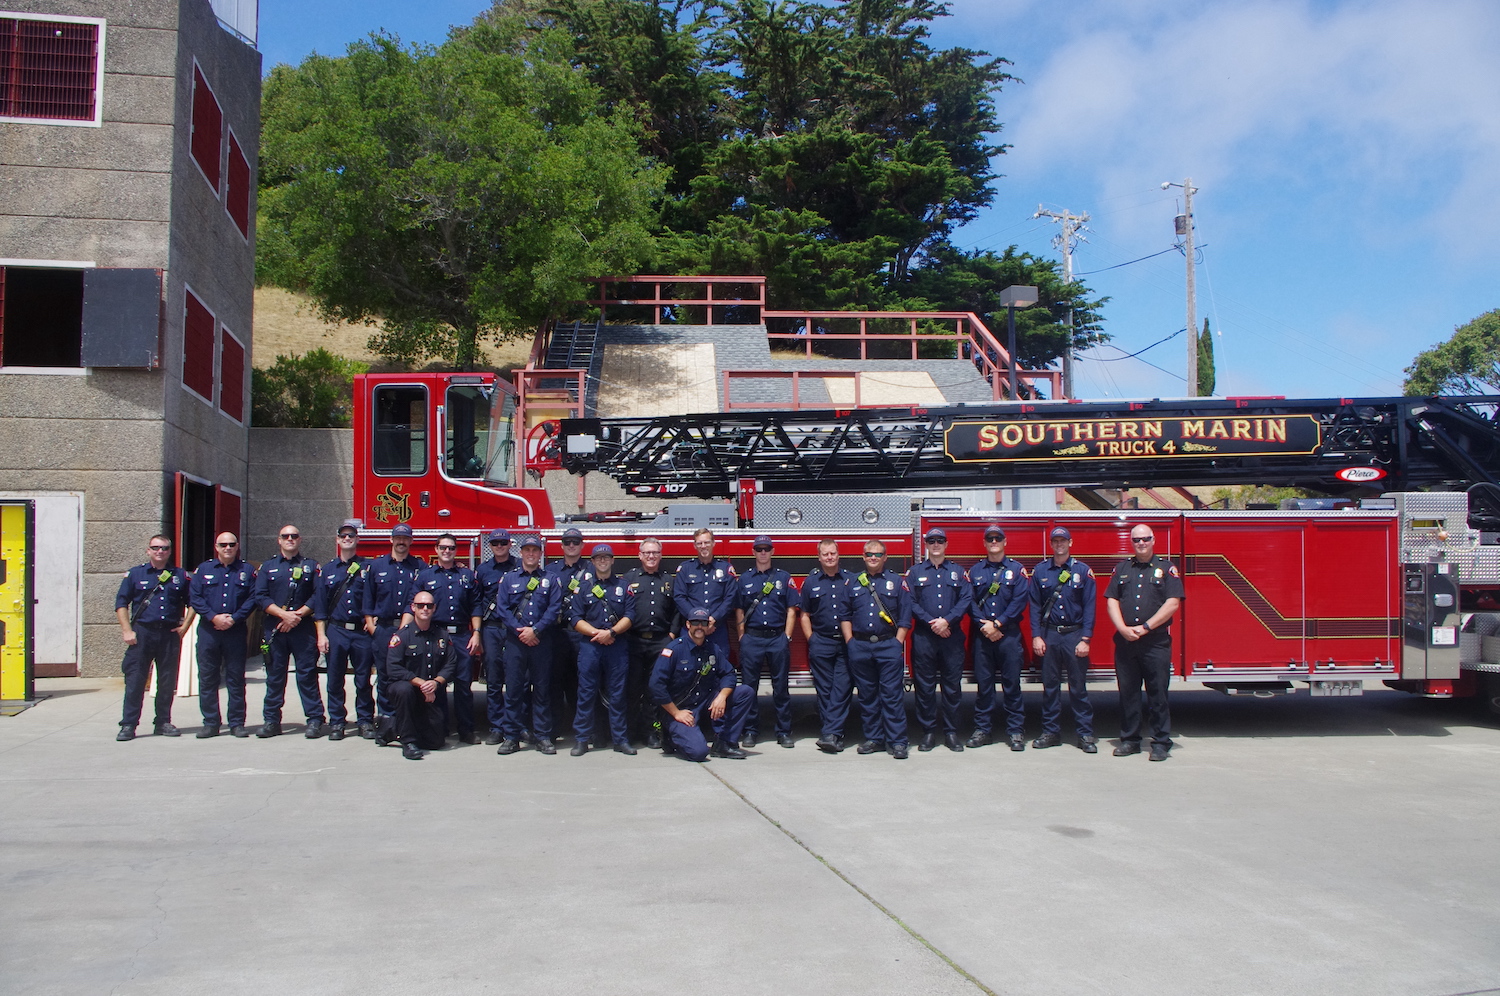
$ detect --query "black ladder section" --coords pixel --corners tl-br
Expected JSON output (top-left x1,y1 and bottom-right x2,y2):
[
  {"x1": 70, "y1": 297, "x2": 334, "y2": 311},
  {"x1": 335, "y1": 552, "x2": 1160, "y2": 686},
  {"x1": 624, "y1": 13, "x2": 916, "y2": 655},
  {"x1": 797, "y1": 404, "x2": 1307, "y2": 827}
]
[
  {"x1": 538, "y1": 318, "x2": 603, "y2": 415},
  {"x1": 558, "y1": 395, "x2": 1500, "y2": 520}
]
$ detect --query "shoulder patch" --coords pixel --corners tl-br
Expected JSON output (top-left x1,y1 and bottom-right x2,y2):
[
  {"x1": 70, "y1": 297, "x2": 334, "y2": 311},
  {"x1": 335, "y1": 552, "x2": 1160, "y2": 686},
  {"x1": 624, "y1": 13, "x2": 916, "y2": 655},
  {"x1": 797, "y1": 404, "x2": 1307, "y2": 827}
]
[
  {"x1": 389, "y1": 634, "x2": 402, "y2": 648},
  {"x1": 661, "y1": 648, "x2": 672, "y2": 657}
]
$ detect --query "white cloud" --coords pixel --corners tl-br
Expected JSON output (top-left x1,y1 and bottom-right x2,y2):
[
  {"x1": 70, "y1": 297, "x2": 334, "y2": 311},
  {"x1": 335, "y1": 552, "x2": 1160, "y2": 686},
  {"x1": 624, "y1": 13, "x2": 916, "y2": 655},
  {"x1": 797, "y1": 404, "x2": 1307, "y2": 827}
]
[{"x1": 997, "y1": 0, "x2": 1500, "y2": 252}]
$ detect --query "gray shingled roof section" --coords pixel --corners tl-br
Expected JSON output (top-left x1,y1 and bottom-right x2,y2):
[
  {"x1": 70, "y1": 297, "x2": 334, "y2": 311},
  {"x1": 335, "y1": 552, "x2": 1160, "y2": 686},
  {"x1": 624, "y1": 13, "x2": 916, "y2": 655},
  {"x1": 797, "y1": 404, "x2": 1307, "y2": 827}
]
[{"x1": 589, "y1": 323, "x2": 999, "y2": 414}]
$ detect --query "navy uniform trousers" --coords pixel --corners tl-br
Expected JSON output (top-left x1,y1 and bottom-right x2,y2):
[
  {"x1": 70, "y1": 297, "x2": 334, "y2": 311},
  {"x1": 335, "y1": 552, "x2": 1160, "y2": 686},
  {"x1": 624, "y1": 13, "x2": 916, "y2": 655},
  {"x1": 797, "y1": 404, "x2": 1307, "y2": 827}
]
[
  {"x1": 574, "y1": 639, "x2": 630, "y2": 745},
  {"x1": 971, "y1": 630, "x2": 1025, "y2": 737},
  {"x1": 667, "y1": 685, "x2": 754, "y2": 762},
  {"x1": 197, "y1": 622, "x2": 248, "y2": 729},
  {"x1": 910, "y1": 628, "x2": 964, "y2": 734},
  {"x1": 1039, "y1": 629, "x2": 1092, "y2": 738},
  {"x1": 325, "y1": 624, "x2": 374, "y2": 728},
  {"x1": 503, "y1": 632, "x2": 554, "y2": 740},
  {"x1": 263, "y1": 624, "x2": 324, "y2": 725},
  {"x1": 806, "y1": 632, "x2": 852, "y2": 741},
  {"x1": 121, "y1": 622, "x2": 180, "y2": 728},
  {"x1": 847, "y1": 635, "x2": 908, "y2": 746},
  {"x1": 738, "y1": 629, "x2": 792, "y2": 738}
]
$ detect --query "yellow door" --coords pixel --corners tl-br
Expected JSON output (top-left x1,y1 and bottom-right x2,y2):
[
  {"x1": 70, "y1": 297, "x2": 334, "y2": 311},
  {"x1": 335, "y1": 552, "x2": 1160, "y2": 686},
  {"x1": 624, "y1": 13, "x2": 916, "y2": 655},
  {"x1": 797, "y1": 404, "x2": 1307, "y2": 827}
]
[{"x1": 0, "y1": 502, "x2": 33, "y2": 704}]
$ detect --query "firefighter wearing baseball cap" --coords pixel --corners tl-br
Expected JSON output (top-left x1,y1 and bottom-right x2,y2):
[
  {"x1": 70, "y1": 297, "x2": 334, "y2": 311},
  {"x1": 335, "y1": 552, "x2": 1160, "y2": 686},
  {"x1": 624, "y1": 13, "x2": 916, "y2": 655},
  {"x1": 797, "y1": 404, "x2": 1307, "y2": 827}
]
[
  {"x1": 569, "y1": 544, "x2": 637, "y2": 755},
  {"x1": 733, "y1": 535, "x2": 800, "y2": 749},
  {"x1": 966, "y1": 525, "x2": 1031, "y2": 750},
  {"x1": 363, "y1": 523, "x2": 424, "y2": 739},
  {"x1": 547, "y1": 527, "x2": 591, "y2": 739},
  {"x1": 477, "y1": 527, "x2": 517, "y2": 743},
  {"x1": 1029, "y1": 526, "x2": 1097, "y2": 753},
  {"x1": 649, "y1": 608, "x2": 754, "y2": 762},
  {"x1": 493, "y1": 535, "x2": 561, "y2": 754},
  {"x1": 906, "y1": 527, "x2": 971, "y2": 752}
]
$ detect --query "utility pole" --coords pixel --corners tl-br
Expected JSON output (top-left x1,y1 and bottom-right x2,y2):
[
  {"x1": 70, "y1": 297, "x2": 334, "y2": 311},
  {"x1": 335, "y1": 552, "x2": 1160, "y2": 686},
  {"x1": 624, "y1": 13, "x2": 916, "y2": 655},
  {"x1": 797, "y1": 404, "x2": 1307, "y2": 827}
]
[
  {"x1": 1162, "y1": 179, "x2": 1199, "y2": 395},
  {"x1": 1034, "y1": 206, "x2": 1088, "y2": 399}
]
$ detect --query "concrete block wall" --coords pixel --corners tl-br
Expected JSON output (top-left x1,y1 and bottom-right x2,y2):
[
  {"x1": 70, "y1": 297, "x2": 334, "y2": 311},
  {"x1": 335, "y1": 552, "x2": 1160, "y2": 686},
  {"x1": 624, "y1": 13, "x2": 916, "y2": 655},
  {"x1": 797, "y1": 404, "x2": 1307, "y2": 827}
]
[{"x1": 246, "y1": 429, "x2": 355, "y2": 565}]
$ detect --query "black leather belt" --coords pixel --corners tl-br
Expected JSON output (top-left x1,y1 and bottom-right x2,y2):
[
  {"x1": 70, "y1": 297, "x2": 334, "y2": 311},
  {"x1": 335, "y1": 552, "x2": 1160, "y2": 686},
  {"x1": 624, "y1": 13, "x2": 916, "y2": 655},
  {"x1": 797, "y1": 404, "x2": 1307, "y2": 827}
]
[
  {"x1": 335, "y1": 621, "x2": 360, "y2": 630},
  {"x1": 811, "y1": 630, "x2": 843, "y2": 640},
  {"x1": 853, "y1": 633, "x2": 893, "y2": 642},
  {"x1": 745, "y1": 625, "x2": 783, "y2": 635},
  {"x1": 634, "y1": 629, "x2": 667, "y2": 640},
  {"x1": 377, "y1": 617, "x2": 398, "y2": 626},
  {"x1": 1051, "y1": 624, "x2": 1082, "y2": 634}
]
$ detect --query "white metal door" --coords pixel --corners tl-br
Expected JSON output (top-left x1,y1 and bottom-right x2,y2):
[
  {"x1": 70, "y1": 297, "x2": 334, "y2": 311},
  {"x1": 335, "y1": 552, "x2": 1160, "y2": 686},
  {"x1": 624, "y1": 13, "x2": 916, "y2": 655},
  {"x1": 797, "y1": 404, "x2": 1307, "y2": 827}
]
[{"x1": 0, "y1": 492, "x2": 83, "y2": 668}]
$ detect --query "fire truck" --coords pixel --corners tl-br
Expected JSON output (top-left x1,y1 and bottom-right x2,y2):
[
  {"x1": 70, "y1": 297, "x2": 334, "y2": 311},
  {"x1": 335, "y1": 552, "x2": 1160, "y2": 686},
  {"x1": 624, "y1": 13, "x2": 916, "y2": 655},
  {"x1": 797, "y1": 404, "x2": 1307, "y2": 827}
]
[{"x1": 350, "y1": 370, "x2": 1500, "y2": 713}]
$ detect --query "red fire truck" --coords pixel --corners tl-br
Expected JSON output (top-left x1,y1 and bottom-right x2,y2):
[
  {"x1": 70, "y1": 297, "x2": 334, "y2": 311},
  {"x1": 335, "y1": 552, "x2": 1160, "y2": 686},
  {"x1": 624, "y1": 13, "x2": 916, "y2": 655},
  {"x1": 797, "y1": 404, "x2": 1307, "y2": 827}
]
[{"x1": 350, "y1": 370, "x2": 1500, "y2": 712}]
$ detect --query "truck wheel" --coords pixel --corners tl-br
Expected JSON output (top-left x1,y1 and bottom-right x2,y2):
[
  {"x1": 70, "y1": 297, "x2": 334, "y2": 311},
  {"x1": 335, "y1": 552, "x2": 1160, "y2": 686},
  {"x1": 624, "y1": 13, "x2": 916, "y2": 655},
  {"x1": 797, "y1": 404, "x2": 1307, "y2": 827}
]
[{"x1": 1478, "y1": 673, "x2": 1500, "y2": 722}]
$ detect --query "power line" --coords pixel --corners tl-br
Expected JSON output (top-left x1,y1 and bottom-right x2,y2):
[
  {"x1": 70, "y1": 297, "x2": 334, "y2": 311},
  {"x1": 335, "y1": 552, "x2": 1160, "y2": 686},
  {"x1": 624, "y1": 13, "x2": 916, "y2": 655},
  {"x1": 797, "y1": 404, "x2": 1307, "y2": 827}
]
[{"x1": 1075, "y1": 245, "x2": 1180, "y2": 275}]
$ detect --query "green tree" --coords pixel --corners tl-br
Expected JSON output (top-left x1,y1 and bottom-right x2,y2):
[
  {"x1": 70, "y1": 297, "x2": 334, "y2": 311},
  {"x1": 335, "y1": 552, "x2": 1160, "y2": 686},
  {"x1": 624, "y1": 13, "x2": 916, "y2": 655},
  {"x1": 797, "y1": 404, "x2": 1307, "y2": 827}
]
[
  {"x1": 899, "y1": 242, "x2": 1107, "y2": 371},
  {"x1": 257, "y1": 14, "x2": 664, "y2": 368},
  {"x1": 1197, "y1": 317, "x2": 1216, "y2": 396},
  {"x1": 251, "y1": 350, "x2": 368, "y2": 428},
  {"x1": 1404, "y1": 308, "x2": 1500, "y2": 395}
]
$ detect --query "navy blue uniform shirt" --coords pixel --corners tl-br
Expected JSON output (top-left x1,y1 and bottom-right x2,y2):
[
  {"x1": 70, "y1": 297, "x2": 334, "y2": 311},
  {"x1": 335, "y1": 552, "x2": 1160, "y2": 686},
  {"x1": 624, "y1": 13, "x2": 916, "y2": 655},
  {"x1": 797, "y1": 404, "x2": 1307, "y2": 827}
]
[
  {"x1": 363, "y1": 554, "x2": 425, "y2": 621},
  {"x1": 649, "y1": 634, "x2": 736, "y2": 709},
  {"x1": 572, "y1": 574, "x2": 636, "y2": 632},
  {"x1": 313, "y1": 556, "x2": 368, "y2": 623},
  {"x1": 547, "y1": 559, "x2": 592, "y2": 627},
  {"x1": 116, "y1": 564, "x2": 190, "y2": 625},
  {"x1": 736, "y1": 566, "x2": 800, "y2": 628},
  {"x1": 495, "y1": 567, "x2": 562, "y2": 632},
  {"x1": 1029, "y1": 557, "x2": 1096, "y2": 631},
  {"x1": 799, "y1": 568, "x2": 854, "y2": 636},
  {"x1": 253, "y1": 555, "x2": 320, "y2": 616},
  {"x1": 968, "y1": 557, "x2": 1030, "y2": 631},
  {"x1": 906, "y1": 558, "x2": 972, "y2": 629},
  {"x1": 476, "y1": 554, "x2": 518, "y2": 622},
  {"x1": 673, "y1": 558, "x2": 737, "y2": 623},
  {"x1": 189, "y1": 558, "x2": 256, "y2": 623},
  {"x1": 414, "y1": 563, "x2": 479, "y2": 627},
  {"x1": 848, "y1": 569, "x2": 912, "y2": 636}
]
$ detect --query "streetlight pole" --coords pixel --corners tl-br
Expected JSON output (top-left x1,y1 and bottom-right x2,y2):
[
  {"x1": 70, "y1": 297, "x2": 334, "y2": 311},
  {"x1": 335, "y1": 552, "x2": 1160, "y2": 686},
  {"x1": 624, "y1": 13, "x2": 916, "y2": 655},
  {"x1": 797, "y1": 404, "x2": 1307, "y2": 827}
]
[{"x1": 999, "y1": 285, "x2": 1038, "y2": 401}]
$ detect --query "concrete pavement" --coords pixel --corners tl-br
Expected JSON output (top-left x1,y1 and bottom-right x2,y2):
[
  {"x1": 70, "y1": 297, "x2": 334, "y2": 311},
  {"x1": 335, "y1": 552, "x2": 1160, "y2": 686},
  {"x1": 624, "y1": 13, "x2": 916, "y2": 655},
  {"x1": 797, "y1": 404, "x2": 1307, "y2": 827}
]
[{"x1": 2, "y1": 677, "x2": 1498, "y2": 996}]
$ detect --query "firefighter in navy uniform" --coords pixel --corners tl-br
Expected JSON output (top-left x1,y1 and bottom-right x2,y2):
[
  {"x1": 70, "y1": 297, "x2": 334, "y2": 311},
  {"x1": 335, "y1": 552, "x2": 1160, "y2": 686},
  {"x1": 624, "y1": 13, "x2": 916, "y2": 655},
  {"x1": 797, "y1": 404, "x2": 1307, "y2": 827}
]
[
  {"x1": 252, "y1": 525, "x2": 323, "y2": 738},
  {"x1": 966, "y1": 525, "x2": 1031, "y2": 750},
  {"x1": 1105, "y1": 525, "x2": 1184, "y2": 762},
  {"x1": 906, "y1": 528, "x2": 972, "y2": 753},
  {"x1": 114, "y1": 535, "x2": 194, "y2": 740},
  {"x1": 494, "y1": 535, "x2": 562, "y2": 755},
  {"x1": 734, "y1": 535, "x2": 800, "y2": 749},
  {"x1": 799, "y1": 539, "x2": 855, "y2": 753},
  {"x1": 649, "y1": 609, "x2": 754, "y2": 762},
  {"x1": 475, "y1": 528, "x2": 518, "y2": 743},
  {"x1": 189, "y1": 532, "x2": 256, "y2": 738},
  {"x1": 1029, "y1": 526, "x2": 1098, "y2": 753},
  {"x1": 847, "y1": 540, "x2": 913, "y2": 759},
  {"x1": 384, "y1": 593, "x2": 458, "y2": 760},
  {"x1": 313, "y1": 522, "x2": 371, "y2": 741},
  {"x1": 569, "y1": 544, "x2": 636, "y2": 755},
  {"x1": 547, "y1": 527, "x2": 592, "y2": 739},
  {"x1": 622, "y1": 537, "x2": 678, "y2": 748},
  {"x1": 409, "y1": 533, "x2": 482, "y2": 743},
  {"x1": 673, "y1": 528, "x2": 737, "y2": 665},
  {"x1": 363, "y1": 523, "x2": 425, "y2": 738}
]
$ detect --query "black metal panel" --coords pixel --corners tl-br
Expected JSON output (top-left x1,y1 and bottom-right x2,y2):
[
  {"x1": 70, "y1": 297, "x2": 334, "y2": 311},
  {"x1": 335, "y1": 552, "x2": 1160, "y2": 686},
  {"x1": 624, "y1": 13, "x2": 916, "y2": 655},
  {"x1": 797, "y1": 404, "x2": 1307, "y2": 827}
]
[
  {"x1": 80, "y1": 268, "x2": 162, "y2": 368},
  {"x1": 560, "y1": 396, "x2": 1500, "y2": 501}
]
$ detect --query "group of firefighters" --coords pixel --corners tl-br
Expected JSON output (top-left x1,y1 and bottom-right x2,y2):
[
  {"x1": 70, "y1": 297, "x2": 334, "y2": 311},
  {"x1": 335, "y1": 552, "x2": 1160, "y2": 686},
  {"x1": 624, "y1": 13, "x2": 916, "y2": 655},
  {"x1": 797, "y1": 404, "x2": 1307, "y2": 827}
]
[{"x1": 115, "y1": 520, "x2": 1184, "y2": 763}]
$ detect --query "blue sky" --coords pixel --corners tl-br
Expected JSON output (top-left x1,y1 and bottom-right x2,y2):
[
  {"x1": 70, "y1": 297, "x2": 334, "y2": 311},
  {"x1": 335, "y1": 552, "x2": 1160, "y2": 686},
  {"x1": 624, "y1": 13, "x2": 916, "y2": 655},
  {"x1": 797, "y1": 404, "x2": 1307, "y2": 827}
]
[{"x1": 257, "y1": 0, "x2": 1500, "y2": 401}]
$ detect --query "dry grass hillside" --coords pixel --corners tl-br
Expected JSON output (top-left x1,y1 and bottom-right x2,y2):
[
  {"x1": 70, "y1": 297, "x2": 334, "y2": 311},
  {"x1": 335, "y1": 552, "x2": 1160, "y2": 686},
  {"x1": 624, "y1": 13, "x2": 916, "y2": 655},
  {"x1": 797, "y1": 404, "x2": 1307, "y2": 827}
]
[{"x1": 252, "y1": 287, "x2": 534, "y2": 370}]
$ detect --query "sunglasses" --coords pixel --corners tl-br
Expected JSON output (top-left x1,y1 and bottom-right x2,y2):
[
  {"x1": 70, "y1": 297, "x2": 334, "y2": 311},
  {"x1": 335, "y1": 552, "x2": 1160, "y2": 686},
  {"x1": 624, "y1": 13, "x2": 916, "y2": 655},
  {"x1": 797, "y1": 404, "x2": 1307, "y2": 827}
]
[
  {"x1": 561, "y1": 539, "x2": 582, "y2": 546},
  {"x1": 412, "y1": 602, "x2": 436, "y2": 610},
  {"x1": 216, "y1": 541, "x2": 238, "y2": 547},
  {"x1": 1132, "y1": 537, "x2": 1154, "y2": 544},
  {"x1": 753, "y1": 545, "x2": 772, "y2": 552},
  {"x1": 280, "y1": 532, "x2": 300, "y2": 540},
  {"x1": 490, "y1": 540, "x2": 510, "y2": 546},
  {"x1": 436, "y1": 545, "x2": 457, "y2": 552},
  {"x1": 149, "y1": 544, "x2": 171, "y2": 551},
  {"x1": 337, "y1": 532, "x2": 357, "y2": 539},
  {"x1": 863, "y1": 552, "x2": 886, "y2": 558}
]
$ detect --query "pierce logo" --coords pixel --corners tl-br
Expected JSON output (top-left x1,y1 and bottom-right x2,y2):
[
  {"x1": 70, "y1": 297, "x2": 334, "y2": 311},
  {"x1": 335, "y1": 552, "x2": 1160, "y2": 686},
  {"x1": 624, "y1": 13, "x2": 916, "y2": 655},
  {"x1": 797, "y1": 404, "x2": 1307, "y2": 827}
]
[{"x1": 1335, "y1": 467, "x2": 1386, "y2": 483}]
